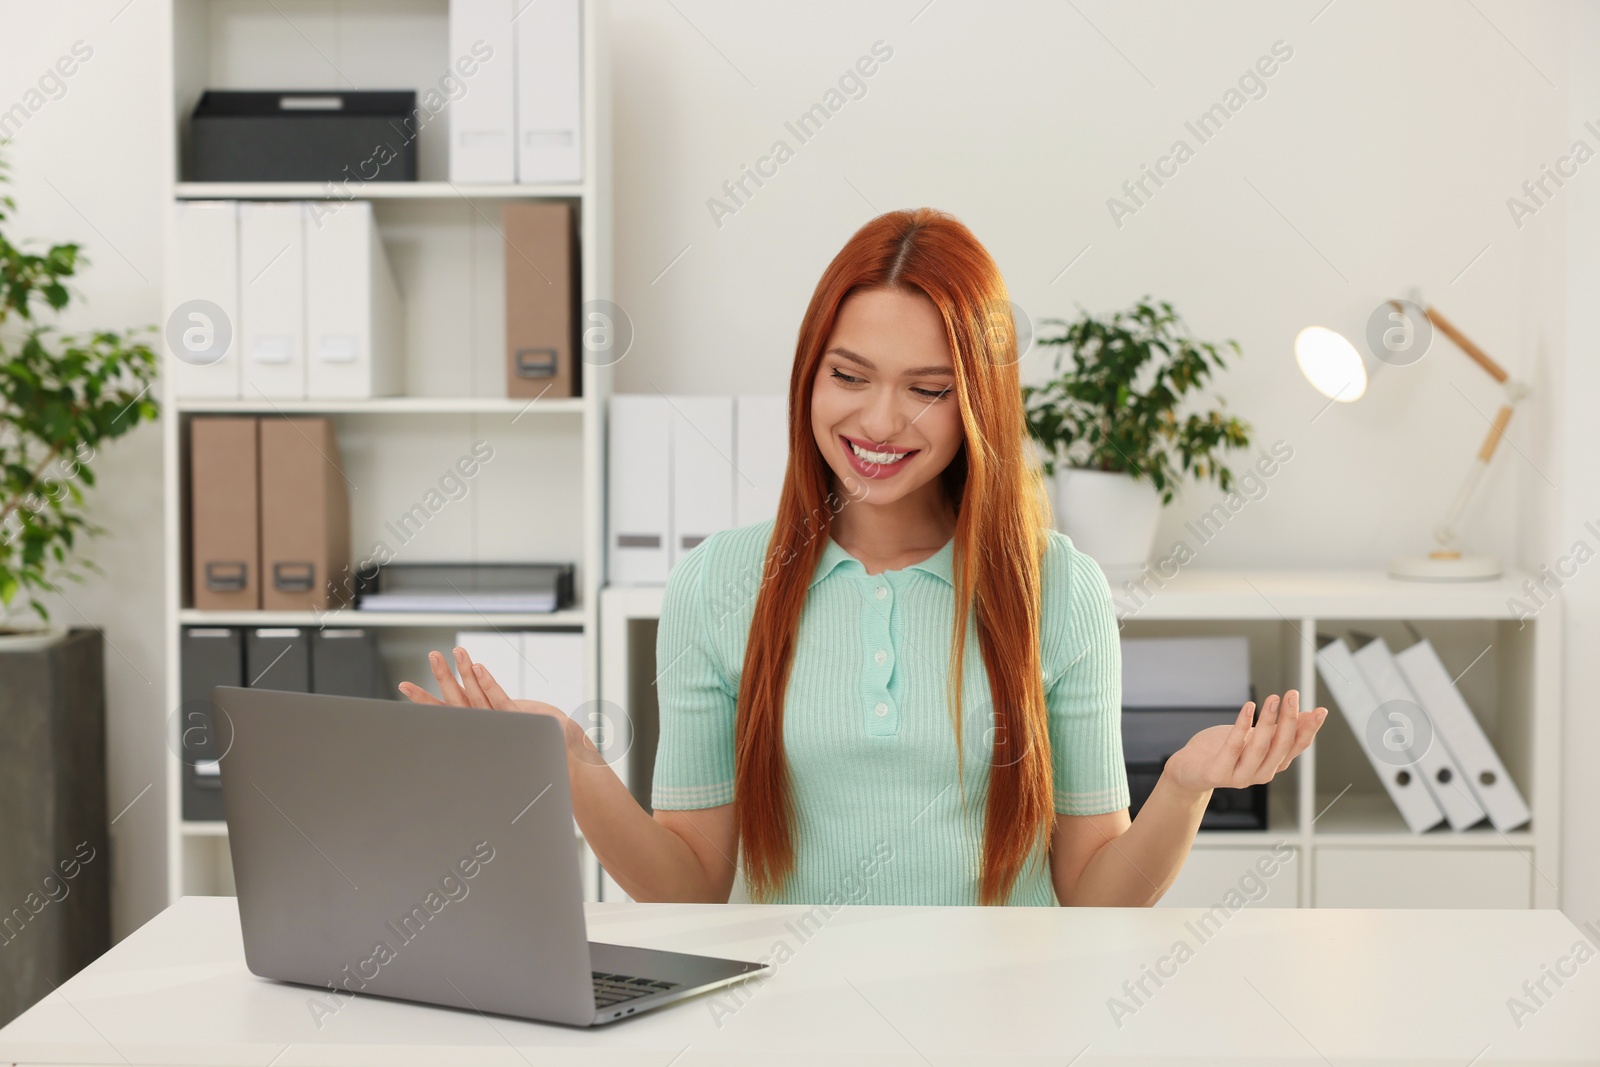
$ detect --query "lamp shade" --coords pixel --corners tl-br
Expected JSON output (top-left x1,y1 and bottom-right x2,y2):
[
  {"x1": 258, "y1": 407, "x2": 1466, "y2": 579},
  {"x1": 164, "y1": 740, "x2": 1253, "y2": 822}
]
[{"x1": 1294, "y1": 326, "x2": 1367, "y2": 401}]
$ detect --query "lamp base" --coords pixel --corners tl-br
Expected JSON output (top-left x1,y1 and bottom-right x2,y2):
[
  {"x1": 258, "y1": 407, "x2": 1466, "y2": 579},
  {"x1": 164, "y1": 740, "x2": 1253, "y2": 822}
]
[{"x1": 1389, "y1": 551, "x2": 1502, "y2": 582}]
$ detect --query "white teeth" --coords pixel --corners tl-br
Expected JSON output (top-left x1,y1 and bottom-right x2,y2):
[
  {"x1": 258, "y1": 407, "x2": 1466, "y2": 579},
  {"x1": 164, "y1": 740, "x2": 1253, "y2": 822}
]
[{"x1": 849, "y1": 440, "x2": 909, "y2": 464}]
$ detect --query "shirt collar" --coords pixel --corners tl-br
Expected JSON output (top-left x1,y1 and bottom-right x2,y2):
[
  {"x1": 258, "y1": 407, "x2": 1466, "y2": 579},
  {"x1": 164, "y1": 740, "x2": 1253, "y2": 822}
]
[{"x1": 810, "y1": 534, "x2": 955, "y2": 589}]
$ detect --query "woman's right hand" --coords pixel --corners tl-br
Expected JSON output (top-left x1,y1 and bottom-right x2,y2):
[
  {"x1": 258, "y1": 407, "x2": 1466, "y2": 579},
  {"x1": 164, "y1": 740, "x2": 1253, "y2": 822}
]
[{"x1": 399, "y1": 647, "x2": 573, "y2": 734}]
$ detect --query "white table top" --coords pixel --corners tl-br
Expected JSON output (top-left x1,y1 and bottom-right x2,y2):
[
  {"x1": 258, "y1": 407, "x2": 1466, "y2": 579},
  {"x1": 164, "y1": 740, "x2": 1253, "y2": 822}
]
[{"x1": 2, "y1": 897, "x2": 1597, "y2": 1065}]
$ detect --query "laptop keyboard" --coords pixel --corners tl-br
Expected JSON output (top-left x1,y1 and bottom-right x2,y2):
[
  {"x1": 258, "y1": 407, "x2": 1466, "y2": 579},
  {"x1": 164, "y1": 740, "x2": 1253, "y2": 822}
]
[{"x1": 592, "y1": 971, "x2": 681, "y2": 1008}]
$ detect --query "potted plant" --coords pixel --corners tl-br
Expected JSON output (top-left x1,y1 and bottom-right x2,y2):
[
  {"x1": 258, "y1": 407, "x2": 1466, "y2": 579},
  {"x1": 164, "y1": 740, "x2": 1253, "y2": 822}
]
[
  {"x1": 1022, "y1": 297, "x2": 1251, "y2": 581},
  {"x1": 0, "y1": 151, "x2": 160, "y2": 646}
]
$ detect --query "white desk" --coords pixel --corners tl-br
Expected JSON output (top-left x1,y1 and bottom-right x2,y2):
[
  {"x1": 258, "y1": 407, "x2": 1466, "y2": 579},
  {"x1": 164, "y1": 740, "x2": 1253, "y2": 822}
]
[{"x1": 2, "y1": 897, "x2": 1597, "y2": 1065}]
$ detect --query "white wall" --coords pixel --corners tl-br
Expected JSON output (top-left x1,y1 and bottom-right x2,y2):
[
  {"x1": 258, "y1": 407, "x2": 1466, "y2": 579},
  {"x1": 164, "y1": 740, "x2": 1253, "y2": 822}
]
[
  {"x1": 0, "y1": 0, "x2": 1592, "y2": 938},
  {"x1": 0, "y1": 0, "x2": 169, "y2": 939},
  {"x1": 605, "y1": 0, "x2": 1591, "y2": 919},
  {"x1": 1560, "y1": 1, "x2": 1600, "y2": 928},
  {"x1": 608, "y1": 0, "x2": 1568, "y2": 570}
]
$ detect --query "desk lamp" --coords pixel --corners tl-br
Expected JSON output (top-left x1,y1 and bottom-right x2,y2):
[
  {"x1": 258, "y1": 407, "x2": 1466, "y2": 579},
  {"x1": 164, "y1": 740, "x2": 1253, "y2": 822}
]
[{"x1": 1293, "y1": 296, "x2": 1527, "y2": 582}]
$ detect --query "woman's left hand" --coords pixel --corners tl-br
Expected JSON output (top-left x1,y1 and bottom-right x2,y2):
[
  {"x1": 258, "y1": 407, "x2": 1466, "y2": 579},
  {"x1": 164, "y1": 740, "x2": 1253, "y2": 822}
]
[{"x1": 1162, "y1": 690, "x2": 1328, "y2": 795}]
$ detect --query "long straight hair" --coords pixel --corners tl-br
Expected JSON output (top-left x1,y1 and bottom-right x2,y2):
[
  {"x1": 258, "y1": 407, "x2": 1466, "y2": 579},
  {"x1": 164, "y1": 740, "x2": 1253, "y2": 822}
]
[{"x1": 735, "y1": 208, "x2": 1055, "y2": 905}]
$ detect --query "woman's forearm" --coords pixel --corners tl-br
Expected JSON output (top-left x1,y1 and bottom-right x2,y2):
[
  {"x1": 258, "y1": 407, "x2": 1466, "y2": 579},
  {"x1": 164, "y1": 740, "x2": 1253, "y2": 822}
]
[
  {"x1": 1067, "y1": 766, "x2": 1212, "y2": 907},
  {"x1": 559, "y1": 721, "x2": 723, "y2": 902}
]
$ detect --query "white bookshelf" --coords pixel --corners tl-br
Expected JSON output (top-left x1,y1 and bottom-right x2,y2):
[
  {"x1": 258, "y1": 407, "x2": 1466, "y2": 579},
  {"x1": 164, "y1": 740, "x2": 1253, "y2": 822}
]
[
  {"x1": 175, "y1": 397, "x2": 587, "y2": 415},
  {"x1": 176, "y1": 181, "x2": 585, "y2": 200},
  {"x1": 159, "y1": 0, "x2": 613, "y2": 903},
  {"x1": 599, "y1": 568, "x2": 1561, "y2": 908}
]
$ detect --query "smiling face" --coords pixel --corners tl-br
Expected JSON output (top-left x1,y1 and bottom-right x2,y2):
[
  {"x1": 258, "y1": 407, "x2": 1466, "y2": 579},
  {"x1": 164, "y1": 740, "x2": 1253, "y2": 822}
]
[{"x1": 809, "y1": 286, "x2": 964, "y2": 512}]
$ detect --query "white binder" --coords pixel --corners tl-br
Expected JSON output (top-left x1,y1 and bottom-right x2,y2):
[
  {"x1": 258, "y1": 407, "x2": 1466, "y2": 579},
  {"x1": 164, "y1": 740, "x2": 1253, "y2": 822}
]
[
  {"x1": 456, "y1": 628, "x2": 586, "y2": 835},
  {"x1": 1352, "y1": 635, "x2": 1483, "y2": 830},
  {"x1": 608, "y1": 394, "x2": 671, "y2": 584},
  {"x1": 167, "y1": 201, "x2": 240, "y2": 399},
  {"x1": 1314, "y1": 637, "x2": 1445, "y2": 833},
  {"x1": 455, "y1": 629, "x2": 525, "y2": 698},
  {"x1": 734, "y1": 394, "x2": 788, "y2": 526},
  {"x1": 304, "y1": 201, "x2": 403, "y2": 399},
  {"x1": 669, "y1": 396, "x2": 734, "y2": 569},
  {"x1": 1395, "y1": 639, "x2": 1531, "y2": 831},
  {"x1": 514, "y1": 0, "x2": 583, "y2": 183},
  {"x1": 522, "y1": 630, "x2": 587, "y2": 717},
  {"x1": 449, "y1": 0, "x2": 516, "y2": 183},
  {"x1": 238, "y1": 201, "x2": 306, "y2": 399}
]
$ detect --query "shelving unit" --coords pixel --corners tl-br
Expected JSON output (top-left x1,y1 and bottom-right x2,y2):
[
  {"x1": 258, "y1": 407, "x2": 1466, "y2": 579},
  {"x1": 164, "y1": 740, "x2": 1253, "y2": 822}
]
[
  {"x1": 599, "y1": 567, "x2": 1561, "y2": 908},
  {"x1": 176, "y1": 182, "x2": 585, "y2": 200},
  {"x1": 159, "y1": 0, "x2": 613, "y2": 903},
  {"x1": 174, "y1": 397, "x2": 587, "y2": 415}
]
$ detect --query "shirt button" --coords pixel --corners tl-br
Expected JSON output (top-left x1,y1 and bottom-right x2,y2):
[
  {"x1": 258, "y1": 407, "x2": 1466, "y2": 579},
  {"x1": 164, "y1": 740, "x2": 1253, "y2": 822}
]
[
  {"x1": 874, "y1": 701, "x2": 889, "y2": 717},
  {"x1": 875, "y1": 586, "x2": 888, "y2": 600},
  {"x1": 874, "y1": 649, "x2": 887, "y2": 665}
]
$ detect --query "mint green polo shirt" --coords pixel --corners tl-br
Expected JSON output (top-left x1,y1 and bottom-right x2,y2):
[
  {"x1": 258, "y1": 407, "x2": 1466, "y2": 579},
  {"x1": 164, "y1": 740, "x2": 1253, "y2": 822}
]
[{"x1": 650, "y1": 517, "x2": 1129, "y2": 907}]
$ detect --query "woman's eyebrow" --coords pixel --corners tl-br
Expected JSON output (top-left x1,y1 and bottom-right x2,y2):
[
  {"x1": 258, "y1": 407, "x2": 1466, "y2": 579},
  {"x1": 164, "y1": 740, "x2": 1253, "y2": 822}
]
[{"x1": 827, "y1": 346, "x2": 954, "y2": 378}]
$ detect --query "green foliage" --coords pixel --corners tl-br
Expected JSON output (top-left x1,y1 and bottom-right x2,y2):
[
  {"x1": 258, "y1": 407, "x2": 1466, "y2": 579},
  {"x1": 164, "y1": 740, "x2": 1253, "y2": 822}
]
[
  {"x1": 1022, "y1": 297, "x2": 1251, "y2": 506},
  {"x1": 0, "y1": 150, "x2": 160, "y2": 626}
]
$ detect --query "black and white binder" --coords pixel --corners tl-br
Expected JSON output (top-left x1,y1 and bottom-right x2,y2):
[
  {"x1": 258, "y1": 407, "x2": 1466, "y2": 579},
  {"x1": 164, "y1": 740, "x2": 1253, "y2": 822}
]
[
  {"x1": 246, "y1": 628, "x2": 312, "y2": 693},
  {"x1": 1395, "y1": 638, "x2": 1531, "y2": 831},
  {"x1": 180, "y1": 627, "x2": 244, "y2": 821}
]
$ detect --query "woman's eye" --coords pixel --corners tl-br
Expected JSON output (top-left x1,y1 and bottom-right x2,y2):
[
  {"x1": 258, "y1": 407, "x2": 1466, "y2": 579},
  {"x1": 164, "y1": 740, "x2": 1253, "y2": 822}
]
[{"x1": 829, "y1": 367, "x2": 946, "y2": 400}]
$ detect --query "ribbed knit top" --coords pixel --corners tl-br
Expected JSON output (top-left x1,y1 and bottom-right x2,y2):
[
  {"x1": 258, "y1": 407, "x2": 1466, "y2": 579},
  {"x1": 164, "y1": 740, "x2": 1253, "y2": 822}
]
[{"x1": 650, "y1": 518, "x2": 1129, "y2": 906}]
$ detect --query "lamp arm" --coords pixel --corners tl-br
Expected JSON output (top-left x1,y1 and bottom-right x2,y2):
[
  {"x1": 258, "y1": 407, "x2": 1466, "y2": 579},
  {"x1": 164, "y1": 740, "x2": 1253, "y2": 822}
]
[
  {"x1": 1433, "y1": 401, "x2": 1516, "y2": 553},
  {"x1": 1405, "y1": 300, "x2": 1525, "y2": 556}
]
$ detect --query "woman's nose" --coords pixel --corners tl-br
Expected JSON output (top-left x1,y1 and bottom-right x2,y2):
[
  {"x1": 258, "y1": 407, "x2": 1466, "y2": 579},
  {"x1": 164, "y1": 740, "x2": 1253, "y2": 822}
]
[{"x1": 858, "y1": 387, "x2": 905, "y2": 444}]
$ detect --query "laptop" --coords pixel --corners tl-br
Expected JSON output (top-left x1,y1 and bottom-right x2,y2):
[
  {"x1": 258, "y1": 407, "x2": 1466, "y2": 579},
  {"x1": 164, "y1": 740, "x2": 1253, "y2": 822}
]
[{"x1": 213, "y1": 686, "x2": 771, "y2": 1026}]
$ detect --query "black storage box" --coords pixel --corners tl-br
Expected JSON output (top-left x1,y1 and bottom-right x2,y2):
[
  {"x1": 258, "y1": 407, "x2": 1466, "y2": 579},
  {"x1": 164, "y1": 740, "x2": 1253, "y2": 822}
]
[
  {"x1": 188, "y1": 90, "x2": 418, "y2": 182},
  {"x1": 179, "y1": 627, "x2": 243, "y2": 822},
  {"x1": 1123, "y1": 704, "x2": 1269, "y2": 830}
]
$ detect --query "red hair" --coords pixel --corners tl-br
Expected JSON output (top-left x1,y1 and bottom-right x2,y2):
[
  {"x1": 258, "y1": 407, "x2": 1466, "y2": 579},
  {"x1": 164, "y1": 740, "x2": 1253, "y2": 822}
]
[{"x1": 735, "y1": 207, "x2": 1055, "y2": 905}]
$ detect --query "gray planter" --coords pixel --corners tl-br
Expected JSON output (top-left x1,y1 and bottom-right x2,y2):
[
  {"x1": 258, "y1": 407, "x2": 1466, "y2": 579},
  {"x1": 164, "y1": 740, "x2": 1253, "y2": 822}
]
[{"x1": 0, "y1": 627, "x2": 110, "y2": 1028}]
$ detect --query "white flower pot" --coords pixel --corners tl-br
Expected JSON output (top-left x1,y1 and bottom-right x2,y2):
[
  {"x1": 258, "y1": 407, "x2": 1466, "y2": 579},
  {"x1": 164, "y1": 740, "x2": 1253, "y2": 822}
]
[
  {"x1": 0, "y1": 623, "x2": 69, "y2": 652},
  {"x1": 1051, "y1": 468, "x2": 1162, "y2": 585}
]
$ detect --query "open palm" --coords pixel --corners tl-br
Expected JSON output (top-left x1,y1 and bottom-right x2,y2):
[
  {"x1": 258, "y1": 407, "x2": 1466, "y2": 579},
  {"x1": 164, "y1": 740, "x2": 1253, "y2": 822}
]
[{"x1": 1163, "y1": 690, "x2": 1327, "y2": 794}]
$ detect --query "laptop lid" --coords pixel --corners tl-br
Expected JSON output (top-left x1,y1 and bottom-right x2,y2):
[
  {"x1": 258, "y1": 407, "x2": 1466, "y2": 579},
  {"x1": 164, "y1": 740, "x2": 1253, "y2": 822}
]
[{"x1": 214, "y1": 686, "x2": 597, "y2": 1026}]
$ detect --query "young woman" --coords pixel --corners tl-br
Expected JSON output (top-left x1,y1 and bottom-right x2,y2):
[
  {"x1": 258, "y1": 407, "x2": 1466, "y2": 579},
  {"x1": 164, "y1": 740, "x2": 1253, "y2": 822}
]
[{"x1": 400, "y1": 207, "x2": 1327, "y2": 907}]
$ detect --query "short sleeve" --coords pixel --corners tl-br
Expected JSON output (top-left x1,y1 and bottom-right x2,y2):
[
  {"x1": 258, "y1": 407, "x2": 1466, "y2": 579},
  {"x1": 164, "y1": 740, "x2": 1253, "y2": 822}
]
[
  {"x1": 650, "y1": 537, "x2": 738, "y2": 810},
  {"x1": 1044, "y1": 538, "x2": 1130, "y2": 816}
]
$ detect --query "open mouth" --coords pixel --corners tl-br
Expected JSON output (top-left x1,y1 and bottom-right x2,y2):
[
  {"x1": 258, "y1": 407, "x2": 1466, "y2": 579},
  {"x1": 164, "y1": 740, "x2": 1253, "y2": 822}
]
[{"x1": 841, "y1": 435, "x2": 919, "y2": 477}]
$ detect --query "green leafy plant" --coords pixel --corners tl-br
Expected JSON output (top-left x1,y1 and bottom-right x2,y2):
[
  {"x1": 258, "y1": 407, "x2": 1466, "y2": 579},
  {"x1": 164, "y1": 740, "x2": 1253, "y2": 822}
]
[
  {"x1": 1022, "y1": 297, "x2": 1251, "y2": 505},
  {"x1": 0, "y1": 150, "x2": 160, "y2": 629}
]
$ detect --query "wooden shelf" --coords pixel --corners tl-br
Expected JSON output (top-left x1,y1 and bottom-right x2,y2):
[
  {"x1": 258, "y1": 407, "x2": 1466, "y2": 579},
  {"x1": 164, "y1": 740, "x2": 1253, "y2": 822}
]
[
  {"x1": 176, "y1": 181, "x2": 587, "y2": 201},
  {"x1": 1193, "y1": 789, "x2": 1300, "y2": 846},
  {"x1": 163, "y1": 0, "x2": 615, "y2": 905},
  {"x1": 183, "y1": 821, "x2": 587, "y2": 840},
  {"x1": 175, "y1": 396, "x2": 586, "y2": 416},
  {"x1": 1110, "y1": 568, "x2": 1538, "y2": 620},
  {"x1": 179, "y1": 608, "x2": 586, "y2": 629},
  {"x1": 1310, "y1": 791, "x2": 1535, "y2": 847},
  {"x1": 598, "y1": 577, "x2": 1560, "y2": 907},
  {"x1": 610, "y1": 570, "x2": 1546, "y2": 623}
]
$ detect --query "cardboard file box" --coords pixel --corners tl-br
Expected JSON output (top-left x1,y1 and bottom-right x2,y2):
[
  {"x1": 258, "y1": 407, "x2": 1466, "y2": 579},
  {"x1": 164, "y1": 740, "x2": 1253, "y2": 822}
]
[
  {"x1": 189, "y1": 90, "x2": 418, "y2": 183},
  {"x1": 259, "y1": 418, "x2": 351, "y2": 612},
  {"x1": 503, "y1": 201, "x2": 579, "y2": 399},
  {"x1": 189, "y1": 417, "x2": 260, "y2": 611}
]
